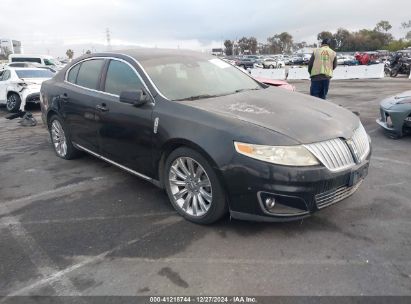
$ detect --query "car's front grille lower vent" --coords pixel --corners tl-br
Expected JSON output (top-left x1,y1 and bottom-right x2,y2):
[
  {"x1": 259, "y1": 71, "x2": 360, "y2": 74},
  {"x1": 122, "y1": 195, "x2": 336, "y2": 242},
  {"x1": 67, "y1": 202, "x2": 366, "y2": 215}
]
[
  {"x1": 304, "y1": 125, "x2": 370, "y2": 172},
  {"x1": 315, "y1": 180, "x2": 363, "y2": 209}
]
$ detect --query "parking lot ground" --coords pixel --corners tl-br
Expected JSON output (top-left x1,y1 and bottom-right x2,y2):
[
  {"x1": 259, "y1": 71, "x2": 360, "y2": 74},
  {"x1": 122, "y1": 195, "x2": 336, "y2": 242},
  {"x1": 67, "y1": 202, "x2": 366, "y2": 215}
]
[{"x1": 0, "y1": 78, "x2": 410, "y2": 296}]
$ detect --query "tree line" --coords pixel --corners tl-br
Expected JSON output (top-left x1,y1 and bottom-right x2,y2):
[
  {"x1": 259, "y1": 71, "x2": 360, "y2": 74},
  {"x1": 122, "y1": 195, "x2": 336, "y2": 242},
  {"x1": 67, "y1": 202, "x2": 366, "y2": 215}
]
[{"x1": 224, "y1": 20, "x2": 411, "y2": 56}]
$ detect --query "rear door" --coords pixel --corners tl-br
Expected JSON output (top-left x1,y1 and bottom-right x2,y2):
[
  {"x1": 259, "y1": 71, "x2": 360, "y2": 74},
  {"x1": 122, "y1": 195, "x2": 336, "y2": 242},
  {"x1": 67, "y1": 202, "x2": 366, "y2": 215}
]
[
  {"x1": 61, "y1": 58, "x2": 105, "y2": 152},
  {"x1": 97, "y1": 58, "x2": 155, "y2": 177}
]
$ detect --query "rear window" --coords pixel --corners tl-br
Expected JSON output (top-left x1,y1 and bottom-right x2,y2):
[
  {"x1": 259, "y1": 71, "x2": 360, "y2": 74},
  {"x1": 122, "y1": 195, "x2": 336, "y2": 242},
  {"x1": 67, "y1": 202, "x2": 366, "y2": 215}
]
[
  {"x1": 15, "y1": 69, "x2": 54, "y2": 78},
  {"x1": 11, "y1": 57, "x2": 41, "y2": 64},
  {"x1": 76, "y1": 59, "x2": 104, "y2": 90}
]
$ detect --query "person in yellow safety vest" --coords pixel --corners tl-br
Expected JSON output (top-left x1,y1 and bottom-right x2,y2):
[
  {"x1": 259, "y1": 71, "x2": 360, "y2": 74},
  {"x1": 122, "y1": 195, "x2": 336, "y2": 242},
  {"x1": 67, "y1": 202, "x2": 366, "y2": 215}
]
[{"x1": 308, "y1": 38, "x2": 337, "y2": 100}]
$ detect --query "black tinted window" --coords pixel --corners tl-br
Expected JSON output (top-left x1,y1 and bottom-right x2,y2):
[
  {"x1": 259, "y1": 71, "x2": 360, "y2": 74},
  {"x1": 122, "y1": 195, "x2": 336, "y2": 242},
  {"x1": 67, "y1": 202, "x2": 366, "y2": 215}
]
[
  {"x1": 76, "y1": 59, "x2": 104, "y2": 90},
  {"x1": 12, "y1": 57, "x2": 41, "y2": 63},
  {"x1": 67, "y1": 64, "x2": 80, "y2": 84},
  {"x1": 104, "y1": 60, "x2": 142, "y2": 96}
]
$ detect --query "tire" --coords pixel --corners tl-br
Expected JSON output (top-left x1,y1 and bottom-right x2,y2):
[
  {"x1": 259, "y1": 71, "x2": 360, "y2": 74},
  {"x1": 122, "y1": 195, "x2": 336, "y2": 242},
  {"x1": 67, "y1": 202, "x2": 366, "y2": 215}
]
[
  {"x1": 390, "y1": 68, "x2": 399, "y2": 77},
  {"x1": 383, "y1": 129, "x2": 402, "y2": 139},
  {"x1": 6, "y1": 93, "x2": 21, "y2": 113},
  {"x1": 48, "y1": 115, "x2": 81, "y2": 159},
  {"x1": 164, "y1": 147, "x2": 228, "y2": 224}
]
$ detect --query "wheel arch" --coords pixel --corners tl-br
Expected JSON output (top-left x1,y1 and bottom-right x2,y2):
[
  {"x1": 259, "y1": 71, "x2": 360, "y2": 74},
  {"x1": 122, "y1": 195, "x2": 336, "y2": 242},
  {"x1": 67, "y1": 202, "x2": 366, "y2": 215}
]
[
  {"x1": 6, "y1": 90, "x2": 21, "y2": 99},
  {"x1": 157, "y1": 139, "x2": 224, "y2": 190},
  {"x1": 46, "y1": 109, "x2": 60, "y2": 127}
]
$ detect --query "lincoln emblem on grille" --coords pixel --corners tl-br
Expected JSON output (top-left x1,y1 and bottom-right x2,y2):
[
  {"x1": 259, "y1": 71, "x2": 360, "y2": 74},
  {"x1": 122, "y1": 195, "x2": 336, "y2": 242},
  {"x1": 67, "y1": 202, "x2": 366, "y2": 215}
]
[{"x1": 346, "y1": 139, "x2": 360, "y2": 164}]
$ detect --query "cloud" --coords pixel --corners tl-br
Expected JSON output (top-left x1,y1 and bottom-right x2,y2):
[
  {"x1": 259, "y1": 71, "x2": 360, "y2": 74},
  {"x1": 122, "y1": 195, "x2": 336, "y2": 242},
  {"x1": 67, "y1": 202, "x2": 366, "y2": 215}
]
[{"x1": 1, "y1": 0, "x2": 410, "y2": 56}]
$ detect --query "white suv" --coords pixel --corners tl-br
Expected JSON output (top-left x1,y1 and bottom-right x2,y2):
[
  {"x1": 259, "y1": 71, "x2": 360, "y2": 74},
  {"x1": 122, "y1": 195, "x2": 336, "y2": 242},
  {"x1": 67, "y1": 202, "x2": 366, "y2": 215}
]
[{"x1": 0, "y1": 67, "x2": 54, "y2": 112}]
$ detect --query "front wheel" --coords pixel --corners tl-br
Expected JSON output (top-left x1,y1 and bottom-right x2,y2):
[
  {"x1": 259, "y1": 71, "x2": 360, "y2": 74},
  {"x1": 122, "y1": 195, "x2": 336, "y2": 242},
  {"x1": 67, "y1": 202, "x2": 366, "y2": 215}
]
[
  {"x1": 6, "y1": 93, "x2": 21, "y2": 112},
  {"x1": 164, "y1": 147, "x2": 227, "y2": 224},
  {"x1": 48, "y1": 115, "x2": 80, "y2": 159}
]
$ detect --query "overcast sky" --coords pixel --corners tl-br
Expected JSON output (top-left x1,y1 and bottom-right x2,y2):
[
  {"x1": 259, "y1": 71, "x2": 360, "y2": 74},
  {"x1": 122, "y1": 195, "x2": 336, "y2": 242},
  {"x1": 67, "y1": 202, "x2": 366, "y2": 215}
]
[{"x1": 1, "y1": 0, "x2": 410, "y2": 57}]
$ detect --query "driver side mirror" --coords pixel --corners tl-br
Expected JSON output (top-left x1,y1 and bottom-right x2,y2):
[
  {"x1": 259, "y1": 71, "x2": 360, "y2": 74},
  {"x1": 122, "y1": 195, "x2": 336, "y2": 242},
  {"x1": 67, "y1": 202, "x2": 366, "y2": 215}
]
[{"x1": 119, "y1": 90, "x2": 150, "y2": 107}]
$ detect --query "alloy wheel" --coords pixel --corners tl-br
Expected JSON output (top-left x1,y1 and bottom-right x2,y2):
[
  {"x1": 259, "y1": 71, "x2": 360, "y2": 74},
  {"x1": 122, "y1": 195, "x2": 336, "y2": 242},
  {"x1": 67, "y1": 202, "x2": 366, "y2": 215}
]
[
  {"x1": 168, "y1": 157, "x2": 213, "y2": 217},
  {"x1": 6, "y1": 95, "x2": 17, "y2": 111},
  {"x1": 51, "y1": 120, "x2": 67, "y2": 157}
]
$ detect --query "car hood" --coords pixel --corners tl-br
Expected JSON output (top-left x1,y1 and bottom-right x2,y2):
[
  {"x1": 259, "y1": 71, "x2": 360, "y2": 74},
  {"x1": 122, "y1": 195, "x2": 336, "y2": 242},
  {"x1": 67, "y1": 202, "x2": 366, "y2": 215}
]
[
  {"x1": 19, "y1": 78, "x2": 50, "y2": 85},
  {"x1": 380, "y1": 90, "x2": 411, "y2": 109},
  {"x1": 180, "y1": 87, "x2": 360, "y2": 144}
]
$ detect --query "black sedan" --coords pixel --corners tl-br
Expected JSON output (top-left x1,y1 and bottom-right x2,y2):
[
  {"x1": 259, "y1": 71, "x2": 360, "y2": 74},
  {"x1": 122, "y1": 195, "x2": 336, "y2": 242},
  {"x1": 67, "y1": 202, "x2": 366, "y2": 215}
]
[{"x1": 40, "y1": 49, "x2": 371, "y2": 224}]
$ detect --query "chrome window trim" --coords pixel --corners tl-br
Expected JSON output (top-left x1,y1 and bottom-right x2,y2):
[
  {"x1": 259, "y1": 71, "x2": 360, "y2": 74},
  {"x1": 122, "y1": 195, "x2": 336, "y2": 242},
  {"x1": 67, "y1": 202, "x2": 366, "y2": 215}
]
[
  {"x1": 118, "y1": 53, "x2": 170, "y2": 100},
  {"x1": 64, "y1": 56, "x2": 154, "y2": 100},
  {"x1": 119, "y1": 53, "x2": 262, "y2": 101},
  {"x1": 73, "y1": 143, "x2": 153, "y2": 182}
]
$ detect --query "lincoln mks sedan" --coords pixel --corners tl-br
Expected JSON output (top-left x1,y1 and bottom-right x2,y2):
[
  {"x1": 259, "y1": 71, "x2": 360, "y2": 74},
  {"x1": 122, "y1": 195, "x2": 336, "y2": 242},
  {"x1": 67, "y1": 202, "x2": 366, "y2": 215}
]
[{"x1": 40, "y1": 49, "x2": 371, "y2": 224}]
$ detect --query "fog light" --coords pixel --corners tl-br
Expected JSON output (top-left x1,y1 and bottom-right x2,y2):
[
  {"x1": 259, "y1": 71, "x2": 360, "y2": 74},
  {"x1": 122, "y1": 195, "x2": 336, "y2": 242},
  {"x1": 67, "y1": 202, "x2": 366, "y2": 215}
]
[
  {"x1": 264, "y1": 197, "x2": 276, "y2": 209},
  {"x1": 386, "y1": 115, "x2": 393, "y2": 128}
]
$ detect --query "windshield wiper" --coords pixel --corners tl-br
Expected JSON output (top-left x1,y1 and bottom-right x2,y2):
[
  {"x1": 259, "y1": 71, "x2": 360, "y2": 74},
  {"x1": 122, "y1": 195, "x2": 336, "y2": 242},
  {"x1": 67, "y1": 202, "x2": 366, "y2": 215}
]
[
  {"x1": 234, "y1": 87, "x2": 261, "y2": 93},
  {"x1": 174, "y1": 94, "x2": 219, "y2": 101}
]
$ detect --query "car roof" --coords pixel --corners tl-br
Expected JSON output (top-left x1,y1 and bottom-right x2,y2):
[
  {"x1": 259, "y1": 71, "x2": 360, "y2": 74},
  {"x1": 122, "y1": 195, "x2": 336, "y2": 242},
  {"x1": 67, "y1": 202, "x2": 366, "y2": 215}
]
[
  {"x1": 113, "y1": 48, "x2": 213, "y2": 62},
  {"x1": 2, "y1": 67, "x2": 46, "y2": 71}
]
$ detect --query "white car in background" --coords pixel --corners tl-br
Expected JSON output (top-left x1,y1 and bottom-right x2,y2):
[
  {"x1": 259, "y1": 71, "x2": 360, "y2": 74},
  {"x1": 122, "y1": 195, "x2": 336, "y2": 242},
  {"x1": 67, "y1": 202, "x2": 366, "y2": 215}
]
[
  {"x1": 261, "y1": 57, "x2": 285, "y2": 69},
  {"x1": 0, "y1": 67, "x2": 54, "y2": 112},
  {"x1": 9, "y1": 54, "x2": 65, "y2": 71}
]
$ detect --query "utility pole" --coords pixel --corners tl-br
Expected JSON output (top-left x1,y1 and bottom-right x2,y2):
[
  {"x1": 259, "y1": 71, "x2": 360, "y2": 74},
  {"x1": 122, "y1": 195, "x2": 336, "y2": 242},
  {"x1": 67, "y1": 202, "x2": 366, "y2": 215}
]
[{"x1": 106, "y1": 28, "x2": 111, "y2": 51}]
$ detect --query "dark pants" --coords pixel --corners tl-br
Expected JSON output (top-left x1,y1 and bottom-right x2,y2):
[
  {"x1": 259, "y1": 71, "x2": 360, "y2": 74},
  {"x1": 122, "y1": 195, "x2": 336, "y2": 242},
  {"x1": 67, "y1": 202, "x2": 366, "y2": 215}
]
[{"x1": 310, "y1": 79, "x2": 330, "y2": 100}]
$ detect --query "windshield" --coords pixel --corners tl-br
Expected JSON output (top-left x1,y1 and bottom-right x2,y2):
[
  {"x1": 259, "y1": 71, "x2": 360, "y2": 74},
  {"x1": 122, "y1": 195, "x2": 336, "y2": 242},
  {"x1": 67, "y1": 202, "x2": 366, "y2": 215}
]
[
  {"x1": 141, "y1": 56, "x2": 262, "y2": 100},
  {"x1": 16, "y1": 69, "x2": 55, "y2": 79}
]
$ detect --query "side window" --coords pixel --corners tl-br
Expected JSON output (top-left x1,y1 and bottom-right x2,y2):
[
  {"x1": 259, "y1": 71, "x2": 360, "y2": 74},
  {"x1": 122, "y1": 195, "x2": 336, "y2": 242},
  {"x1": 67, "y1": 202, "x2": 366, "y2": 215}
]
[
  {"x1": 2, "y1": 70, "x2": 10, "y2": 81},
  {"x1": 104, "y1": 60, "x2": 143, "y2": 96},
  {"x1": 67, "y1": 64, "x2": 81, "y2": 84},
  {"x1": 76, "y1": 59, "x2": 104, "y2": 90}
]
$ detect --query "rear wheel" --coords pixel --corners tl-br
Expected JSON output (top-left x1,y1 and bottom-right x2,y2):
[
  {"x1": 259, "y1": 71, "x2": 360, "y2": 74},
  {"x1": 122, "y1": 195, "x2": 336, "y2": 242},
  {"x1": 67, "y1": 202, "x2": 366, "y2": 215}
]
[
  {"x1": 390, "y1": 68, "x2": 399, "y2": 77},
  {"x1": 6, "y1": 93, "x2": 21, "y2": 112},
  {"x1": 164, "y1": 147, "x2": 227, "y2": 224},
  {"x1": 48, "y1": 115, "x2": 80, "y2": 159}
]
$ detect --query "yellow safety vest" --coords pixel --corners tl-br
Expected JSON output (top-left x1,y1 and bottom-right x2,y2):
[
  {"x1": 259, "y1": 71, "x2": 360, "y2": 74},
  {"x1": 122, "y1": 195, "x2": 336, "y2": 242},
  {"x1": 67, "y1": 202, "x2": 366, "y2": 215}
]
[{"x1": 310, "y1": 46, "x2": 336, "y2": 77}]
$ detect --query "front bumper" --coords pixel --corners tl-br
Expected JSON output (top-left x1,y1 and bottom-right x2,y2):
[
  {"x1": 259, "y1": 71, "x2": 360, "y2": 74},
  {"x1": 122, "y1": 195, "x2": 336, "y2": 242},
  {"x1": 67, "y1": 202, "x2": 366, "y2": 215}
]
[
  {"x1": 377, "y1": 105, "x2": 408, "y2": 136},
  {"x1": 19, "y1": 86, "x2": 41, "y2": 111},
  {"x1": 223, "y1": 152, "x2": 371, "y2": 222}
]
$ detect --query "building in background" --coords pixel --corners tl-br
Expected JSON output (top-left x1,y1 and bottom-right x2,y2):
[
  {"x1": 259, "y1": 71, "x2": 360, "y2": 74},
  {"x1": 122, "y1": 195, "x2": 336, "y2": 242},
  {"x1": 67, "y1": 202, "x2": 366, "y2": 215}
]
[
  {"x1": 0, "y1": 39, "x2": 22, "y2": 59},
  {"x1": 211, "y1": 48, "x2": 224, "y2": 56}
]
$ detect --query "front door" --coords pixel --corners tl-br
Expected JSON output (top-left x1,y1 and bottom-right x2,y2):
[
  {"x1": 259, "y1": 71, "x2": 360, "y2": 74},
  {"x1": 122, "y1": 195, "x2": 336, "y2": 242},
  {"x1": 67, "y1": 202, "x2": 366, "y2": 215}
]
[{"x1": 97, "y1": 59, "x2": 154, "y2": 177}]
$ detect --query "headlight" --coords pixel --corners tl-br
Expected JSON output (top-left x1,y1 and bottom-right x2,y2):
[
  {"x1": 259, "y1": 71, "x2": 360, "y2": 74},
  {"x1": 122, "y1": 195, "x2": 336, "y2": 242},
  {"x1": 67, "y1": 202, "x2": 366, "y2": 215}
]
[{"x1": 234, "y1": 142, "x2": 319, "y2": 166}]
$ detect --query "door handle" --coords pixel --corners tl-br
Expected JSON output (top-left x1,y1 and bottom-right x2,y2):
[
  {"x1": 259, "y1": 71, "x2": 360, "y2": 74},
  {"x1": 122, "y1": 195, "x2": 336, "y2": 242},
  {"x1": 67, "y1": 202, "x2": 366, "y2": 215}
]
[{"x1": 96, "y1": 104, "x2": 109, "y2": 112}]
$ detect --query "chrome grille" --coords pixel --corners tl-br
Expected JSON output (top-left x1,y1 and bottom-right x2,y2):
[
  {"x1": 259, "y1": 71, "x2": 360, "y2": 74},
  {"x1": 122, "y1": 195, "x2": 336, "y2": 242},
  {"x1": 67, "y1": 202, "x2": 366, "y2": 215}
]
[
  {"x1": 315, "y1": 180, "x2": 363, "y2": 209},
  {"x1": 351, "y1": 124, "x2": 370, "y2": 162},
  {"x1": 304, "y1": 125, "x2": 370, "y2": 172},
  {"x1": 305, "y1": 138, "x2": 355, "y2": 171}
]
